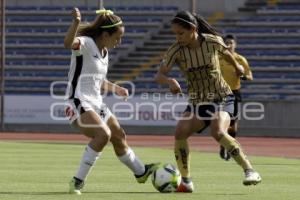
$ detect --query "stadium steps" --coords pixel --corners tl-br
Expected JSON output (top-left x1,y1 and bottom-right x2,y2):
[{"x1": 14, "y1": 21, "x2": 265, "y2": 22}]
[
  {"x1": 159, "y1": 27, "x2": 300, "y2": 37},
  {"x1": 238, "y1": 0, "x2": 269, "y2": 12},
  {"x1": 108, "y1": 23, "x2": 171, "y2": 81},
  {"x1": 4, "y1": 5, "x2": 176, "y2": 94},
  {"x1": 5, "y1": 4, "x2": 300, "y2": 100},
  {"x1": 133, "y1": 0, "x2": 300, "y2": 100}
]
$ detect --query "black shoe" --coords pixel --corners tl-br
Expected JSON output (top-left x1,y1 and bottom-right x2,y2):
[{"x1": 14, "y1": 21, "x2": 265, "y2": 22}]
[
  {"x1": 225, "y1": 152, "x2": 231, "y2": 161},
  {"x1": 219, "y1": 146, "x2": 226, "y2": 160},
  {"x1": 220, "y1": 146, "x2": 231, "y2": 161}
]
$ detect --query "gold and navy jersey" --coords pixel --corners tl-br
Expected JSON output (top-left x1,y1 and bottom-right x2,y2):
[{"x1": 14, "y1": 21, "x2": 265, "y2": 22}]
[
  {"x1": 219, "y1": 52, "x2": 251, "y2": 90},
  {"x1": 162, "y1": 33, "x2": 232, "y2": 104}
]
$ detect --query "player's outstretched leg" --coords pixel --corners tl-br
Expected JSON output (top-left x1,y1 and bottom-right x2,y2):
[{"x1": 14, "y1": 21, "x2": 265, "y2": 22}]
[
  {"x1": 135, "y1": 163, "x2": 160, "y2": 183},
  {"x1": 109, "y1": 115, "x2": 160, "y2": 184},
  {"x1": 218, "y1": 133, "x2": 262, "y2": 186}
]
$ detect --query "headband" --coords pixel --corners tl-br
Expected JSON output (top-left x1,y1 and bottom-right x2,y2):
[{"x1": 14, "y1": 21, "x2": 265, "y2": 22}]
[
  {"x1": 174, "y1": 17, "x2": 196, "y2": 27},
  {"x1": 95, "y1": 9, "x2": 123, "y2": 29},
  {"x1": 100, "y1": 20, "x2": 123, "y2": 28},
  {"x1": 96, "y1": 9, "x2": 114, "y2": 15}
]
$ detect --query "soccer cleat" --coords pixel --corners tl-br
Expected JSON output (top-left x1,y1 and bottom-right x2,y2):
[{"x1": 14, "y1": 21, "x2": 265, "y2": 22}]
[
  {"x1": 219, "y1": 146, "x2": 226, "y2": 160},
  {"x1": 243, "y1": 169, "x2": 262, "y2": 186},
  {"x1": 176, "y1": 177, "x2": 194, "y2": 193},
  {"x1": 69, "y1": 177, "x2": 84, "y2": 195},
  {"x1": 219, "y1": 146, "x2": 231, "y2": 161},
  {"x1": 135, "y1": 163, "x2": 160, "y2": 183}
]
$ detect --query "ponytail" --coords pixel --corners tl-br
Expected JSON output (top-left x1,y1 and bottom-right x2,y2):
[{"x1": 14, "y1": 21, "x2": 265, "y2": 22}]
[
  {"x1": 171, "y1": 11, "x2": 220, "y2": 36},
  {"x1": 192, "y1": 13, "x2": 220, "y2": 36}
]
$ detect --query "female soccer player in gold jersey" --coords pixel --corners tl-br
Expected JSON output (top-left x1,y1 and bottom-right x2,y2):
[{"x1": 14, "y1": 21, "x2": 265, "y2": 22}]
[{"x1": 155, "y1": 11, "x2": 261, "y2": 192}]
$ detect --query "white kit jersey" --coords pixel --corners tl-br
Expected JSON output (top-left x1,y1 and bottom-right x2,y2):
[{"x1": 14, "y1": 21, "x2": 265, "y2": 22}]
[{"x1": 67, "y1": 36, "x2": 108, "y2": 106}]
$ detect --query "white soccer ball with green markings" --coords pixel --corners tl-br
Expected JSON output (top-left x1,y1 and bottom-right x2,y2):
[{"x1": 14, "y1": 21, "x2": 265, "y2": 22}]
[{"x1": 151, "y1": 163, "x2": 181, "y2": 193}]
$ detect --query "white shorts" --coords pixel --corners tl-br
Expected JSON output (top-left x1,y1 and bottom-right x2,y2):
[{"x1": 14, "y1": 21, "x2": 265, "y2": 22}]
[{"x1": 65, "y1": 98, "x2": 112, "y2": 124}]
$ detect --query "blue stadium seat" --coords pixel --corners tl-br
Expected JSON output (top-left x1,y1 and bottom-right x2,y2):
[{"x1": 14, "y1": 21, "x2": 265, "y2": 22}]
[
  {"x1": 39, "y1": 6, "x2": 64, "y2": 10},
  {"x1": 4, "y1": 4, "x2": 299, "y2": 98},
  {"x1": 5, "y1": 81, "x2": 51, "y2": 88},
  {"x1": 115, "y1": 6, "x2": 127, "y2": 11},
  {"x1": 6, "y1": 6, "x2": 37, "y2": 10},
  {"x1": 238, "y1": 49, "x2": 300, "y2": 56}
]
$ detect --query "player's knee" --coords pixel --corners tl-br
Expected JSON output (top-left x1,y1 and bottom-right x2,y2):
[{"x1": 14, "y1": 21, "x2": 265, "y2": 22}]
[
  {"x1": 110, "y1": 127, "x2": 126, "y2": 146},
  {"x1": 94, "y1": 126, "x2": 111, "y2": 144},
  {"x1": 210, "y1": 129, "x2": 226, "y2": 141},
  {"x1": 174, "y1": 125, "x2": 189, "y2": 140}
]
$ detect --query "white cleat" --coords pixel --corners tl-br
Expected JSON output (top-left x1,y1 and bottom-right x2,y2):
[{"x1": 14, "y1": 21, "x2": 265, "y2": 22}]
[
  {"x1": 176, "y1": 178, "x2": 194, "y2": 193},
  {"x1": 243, "y1": 169, "x2": 262, "y2": 186}
]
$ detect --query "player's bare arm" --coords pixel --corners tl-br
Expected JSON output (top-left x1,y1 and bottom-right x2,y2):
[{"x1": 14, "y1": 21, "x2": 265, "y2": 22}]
[
  {"x1": 101, "y1": 79, "x2": 129, "y2": 100},
  {"x1": 155, "y1": 65, "x2": 182, "y2": 94},
  {"x1": 244, "y1": 71, "x2": 253, "y2": 80},
  {"x1": 241, "y1": 59, "x2": 253, "y2": 80},
  {"x1": 222, "y1": 49, "x2": 245, "y2": 76},
  {"x1": 64, "y1": 7, "x2": 81, "y2": 49}
]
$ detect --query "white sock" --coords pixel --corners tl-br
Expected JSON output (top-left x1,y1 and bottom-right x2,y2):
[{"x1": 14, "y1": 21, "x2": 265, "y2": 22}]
[
  {"x1": 75, "y1": 145, "x2": 101, "y2": 181},
  {"x1": 118, "y1": 148, "x2": 145, "y2": 176}
]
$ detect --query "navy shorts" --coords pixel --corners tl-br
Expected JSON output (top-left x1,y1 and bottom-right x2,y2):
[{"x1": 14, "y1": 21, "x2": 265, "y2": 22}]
[
  {"x1": 184, "y1": 95, "x2": 235, "y2": 133},
  {"x1": 231, "y1": 90, "x2": 242, "y2": 126}
]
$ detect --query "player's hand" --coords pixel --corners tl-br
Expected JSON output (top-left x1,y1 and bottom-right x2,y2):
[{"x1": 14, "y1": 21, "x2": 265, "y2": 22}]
[
  {"x1": 168, "y1": 78, "x2": 182, "y2": 94},
  {"x1": 115, "y1": 87, "x2": 129, "y2": 101},
  {"x1": 71, "y1": 7, "x2": 81, "y2": 22}
]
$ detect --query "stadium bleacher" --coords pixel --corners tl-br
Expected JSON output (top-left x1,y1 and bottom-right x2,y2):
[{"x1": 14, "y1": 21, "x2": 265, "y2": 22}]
[
  {"x1": 4, "y1": 5, "x2": 175, "y2": 94},
  {"x1": 4, "y1": 1, "x2": 300, "y2": 100},
  {"x1": 128, "y1": 0, "x2": 300, "y2": 100}
]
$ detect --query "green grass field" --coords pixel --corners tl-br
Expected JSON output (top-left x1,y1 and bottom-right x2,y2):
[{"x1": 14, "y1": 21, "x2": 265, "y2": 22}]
[{"x1": 0, "y1": 141, "x2": 299, "y2": 200}]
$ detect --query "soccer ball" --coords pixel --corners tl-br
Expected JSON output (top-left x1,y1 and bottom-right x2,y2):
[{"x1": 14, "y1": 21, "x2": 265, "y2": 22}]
[{"x1": 151, "y1": 163, "x2": 181, "y2": 193}]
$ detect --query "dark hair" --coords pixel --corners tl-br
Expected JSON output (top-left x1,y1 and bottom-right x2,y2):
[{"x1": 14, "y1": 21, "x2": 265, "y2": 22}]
[
  {"x1": 78, "y1": 13, "x2": 123, "y2": 39},
  {"x1": 171, "y1": 11, "x2": 219, "y2": 36},
  {"x1": 224, "y1": 34, "x2": 237, "y2": 41}
]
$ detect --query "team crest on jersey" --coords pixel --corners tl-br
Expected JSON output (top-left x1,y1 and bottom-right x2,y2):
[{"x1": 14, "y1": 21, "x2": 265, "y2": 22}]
[{"x1": 99, "y1": 110, "x2": 106, "y2": 119}]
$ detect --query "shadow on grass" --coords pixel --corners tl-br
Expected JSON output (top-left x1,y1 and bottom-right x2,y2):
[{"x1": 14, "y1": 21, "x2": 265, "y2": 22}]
[
  {"x1": 0, "y1": 191, "x2": 251, "y2": 196},
  {"x1": 0, "y1": 192, "x2": 67, "y2": 195},
  {"x1": 214, "y1": 193, "x2": 248, "y2": 196},
  {"x1": 84, "y1": 191, "x2": 159, "y2": 194},
  {"x1": 254, "y1": 163, "x2": 300, "y2": 166},
  {"x1": 0, "y1": 191, "x2": 159, "y2": 195}
]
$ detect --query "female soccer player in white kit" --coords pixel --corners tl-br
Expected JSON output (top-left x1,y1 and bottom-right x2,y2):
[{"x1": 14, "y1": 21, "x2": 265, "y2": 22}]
[{"x1": 64, "y1": 7, "x2": 159, "y2": 195}]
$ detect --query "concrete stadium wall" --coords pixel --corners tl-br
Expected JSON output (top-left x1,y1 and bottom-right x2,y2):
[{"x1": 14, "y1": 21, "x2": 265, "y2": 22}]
[
  {"x1": 4, "y1": 100, "x2": 300, "y2": 138},
  {"x1": 120, "y1": 99, "x2": 300, "y2": 138},
  {"x1": 239, "y1": 100, "x2": 300, "y2": 137},
  {"x1": 6, "y1": 0, "x2": 247, "y2": 14}
]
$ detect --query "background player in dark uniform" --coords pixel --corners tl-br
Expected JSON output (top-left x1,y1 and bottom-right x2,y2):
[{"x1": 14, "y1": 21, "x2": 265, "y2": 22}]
[{"x1": 219, "y1": 34, "x2": 253, "y2": 160}]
